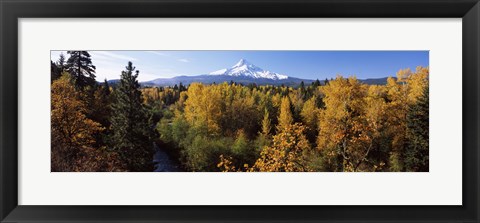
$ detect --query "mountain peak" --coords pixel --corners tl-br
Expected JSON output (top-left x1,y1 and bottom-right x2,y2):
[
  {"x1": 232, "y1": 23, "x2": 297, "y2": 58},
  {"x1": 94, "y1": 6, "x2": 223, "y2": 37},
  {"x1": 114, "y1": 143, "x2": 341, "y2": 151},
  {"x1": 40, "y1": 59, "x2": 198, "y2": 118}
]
[
  {"x1": 233, "y1": 59, "x2": 251, "y2": 67},
  {"x1": 209, "y1": 59, "x2": 288, "y2": 80}
]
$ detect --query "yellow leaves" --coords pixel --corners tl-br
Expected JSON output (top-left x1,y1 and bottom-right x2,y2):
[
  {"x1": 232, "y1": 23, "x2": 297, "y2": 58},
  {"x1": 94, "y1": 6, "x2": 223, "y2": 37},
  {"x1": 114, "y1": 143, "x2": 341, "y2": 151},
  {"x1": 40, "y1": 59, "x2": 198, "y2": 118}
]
[
  {"x1": 317, "y1": 75, "x2": 391, "y2": 171},
  {"x1": 387, "y1": 66, "x2": 429, "y2": 171},
  {"x1": 278, "y1": 96, "x2": 293, "y2": 130},
  {"x1": 396, "y1": 68, "x2": 413, "y2": 83},
  {"x1": 253, "y1": 123, "x2": 312, "y2": 172},
  {"x1": 184, "y1": 83, "x2": 223, "y2": 135},
  {"x1": 217, "y1": 154, "x2": 236, "y2": 172},
  {"x1": 300, "y1": 96, "x2": 319, "y2": 131},
  {"x1": 51, "y1": 73, "x2": 103, "y2": 148},
  {"x1": 261, "y1": 109, "x2": 272, "y2": 136},
  {"x1": 407, "y1": 66, "x2": 429, "y2": 103},
  {"x1": 51, "y1": 73, "x2": 111, "y2": 172}
]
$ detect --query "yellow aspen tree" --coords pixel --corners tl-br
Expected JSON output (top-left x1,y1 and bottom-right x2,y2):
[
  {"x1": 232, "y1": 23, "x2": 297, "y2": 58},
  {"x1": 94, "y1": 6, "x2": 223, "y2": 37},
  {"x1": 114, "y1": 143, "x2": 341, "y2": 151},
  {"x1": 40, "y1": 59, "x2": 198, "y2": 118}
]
[
  {"x1": 386, "y1": 70, "x2": 410, "y2": 171},
  {"x1": 253, "y1": 123, "x2": 312, "y2": 172},
  {"x1": 407, "y1": 66, "x2": 429, "y2": 103},
  {"x1": 261, "y1": 109, "x2": 272, "y2": 136},
  {"x1": 300, "y1": 95, "x2": 319, "y2": 142},
  {"x1": 317, "y1": 76, "x2": 373, "y2": 172},
  {"x1": 277, "y1": 96, "x2": 293, "y2": 131},
  {"x1": 387, "y1": 66, "x2": 429, "y2": 171},
  {"x1": 184, "y1": 83, "x2": 222, "y2": 136}
]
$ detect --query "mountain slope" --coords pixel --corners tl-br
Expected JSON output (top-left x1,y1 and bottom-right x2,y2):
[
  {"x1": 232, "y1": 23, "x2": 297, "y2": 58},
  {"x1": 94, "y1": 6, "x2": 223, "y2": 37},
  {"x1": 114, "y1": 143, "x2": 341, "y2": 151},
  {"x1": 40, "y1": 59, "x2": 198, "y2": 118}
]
[
  {"x1": 209, "y1": 59, "x2": 288, "y2": 80},
  {"x1": 104, "y1": 59, "x2": 392, "y2": 87},
  {"x1": 143, "y1": 75, "x2": 308, "y2": 87}
]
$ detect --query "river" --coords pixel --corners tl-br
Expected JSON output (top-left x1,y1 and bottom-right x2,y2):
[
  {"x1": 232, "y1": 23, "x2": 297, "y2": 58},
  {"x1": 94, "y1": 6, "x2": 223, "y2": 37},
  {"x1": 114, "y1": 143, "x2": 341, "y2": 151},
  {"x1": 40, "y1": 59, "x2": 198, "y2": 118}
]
[{"x1": 153, "y1": 143, "x2": 183, "y2": 172}]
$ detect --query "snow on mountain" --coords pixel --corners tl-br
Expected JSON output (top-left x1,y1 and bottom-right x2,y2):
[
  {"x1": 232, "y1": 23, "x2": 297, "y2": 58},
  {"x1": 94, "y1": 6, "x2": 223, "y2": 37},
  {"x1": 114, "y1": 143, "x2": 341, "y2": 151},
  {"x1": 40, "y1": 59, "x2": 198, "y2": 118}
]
[
  {"x1": 209, "y1": 68, "x2": 228, "y2": 75},
  {"x1": 209, "y1": 59, "x2": 288, "y2": 80}
]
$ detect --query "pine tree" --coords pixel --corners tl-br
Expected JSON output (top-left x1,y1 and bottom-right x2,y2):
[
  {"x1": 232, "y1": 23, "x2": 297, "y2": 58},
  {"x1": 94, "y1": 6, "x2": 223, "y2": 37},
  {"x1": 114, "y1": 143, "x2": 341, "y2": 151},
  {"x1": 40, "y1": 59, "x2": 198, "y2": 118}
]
[
  {"x1": 102, "y1": 79, "x2": 111, "y2": 96},
  {"x1": 179, "y1": 82, "x2": 186, "y2": 92},
  {"x1": 51, "y1": 60, "x2": 62, "y2": 83},
  {"x1": 91, "y1": 79, "x2": 112, "y2": 129},
  {"x1": 405, "y1": 86, "x2": 429, "y2": 171},
  {"x1": 57, "y1": 52, "x2": 66, "y2": 71},
  {"x1": 66, "y1": 51, "x2": 96, "y2": 88},
  {"x1": 110, "y1": 62, "x2": 154, "y2": 171},
  {"x1": 299, "y1": 81, "x2": 305, "y2": 89}
]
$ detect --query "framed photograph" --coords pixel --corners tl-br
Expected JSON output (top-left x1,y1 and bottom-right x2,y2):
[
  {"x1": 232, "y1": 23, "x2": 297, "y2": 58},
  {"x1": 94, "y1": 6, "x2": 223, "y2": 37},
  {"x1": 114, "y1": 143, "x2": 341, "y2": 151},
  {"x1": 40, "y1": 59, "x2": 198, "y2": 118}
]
[{"x1": 1, "y1": 0, "x2": 479, "y2": 222}]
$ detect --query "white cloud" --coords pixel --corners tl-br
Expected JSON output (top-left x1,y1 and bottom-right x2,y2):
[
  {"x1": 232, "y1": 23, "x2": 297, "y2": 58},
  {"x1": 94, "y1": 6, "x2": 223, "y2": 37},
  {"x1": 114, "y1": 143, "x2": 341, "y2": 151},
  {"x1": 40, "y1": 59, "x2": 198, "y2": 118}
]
[
  {"x1": 147, "y1": 51, "x2": 190, "y2": 63},
  {"x1": 90, "y1": 51, "x2": 138, "y2": 61},
  {"x1": 51, "y1": 50, "x2": 186, "y2": 81},
  {"x1": 50, "y1": 51, "x2": 64, "y2": 61},
  {"x1": 148, "y1": 51, "x2": 169, "y2": 56}
]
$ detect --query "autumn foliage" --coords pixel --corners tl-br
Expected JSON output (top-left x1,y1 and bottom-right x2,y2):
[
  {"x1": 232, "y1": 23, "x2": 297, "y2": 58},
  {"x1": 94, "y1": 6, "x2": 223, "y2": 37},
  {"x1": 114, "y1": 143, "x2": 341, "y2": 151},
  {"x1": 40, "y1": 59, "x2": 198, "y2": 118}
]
[
  {"x1": 51, "y1": 52, "x2": 429, "y2": 172},
  {"x1": 157, "y1": 66, "x2": 429, "y2": 172},
  {"x1": 51, "y1": 73, "x2": 124, "y2": 171}
]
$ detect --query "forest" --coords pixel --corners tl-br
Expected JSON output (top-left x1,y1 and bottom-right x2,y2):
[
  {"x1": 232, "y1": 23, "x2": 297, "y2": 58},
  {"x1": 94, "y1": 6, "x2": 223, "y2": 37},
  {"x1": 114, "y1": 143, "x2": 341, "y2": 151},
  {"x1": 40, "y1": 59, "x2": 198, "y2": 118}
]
[{"x1": 51, "y1": 51, "x2": 429, "y2": 172}]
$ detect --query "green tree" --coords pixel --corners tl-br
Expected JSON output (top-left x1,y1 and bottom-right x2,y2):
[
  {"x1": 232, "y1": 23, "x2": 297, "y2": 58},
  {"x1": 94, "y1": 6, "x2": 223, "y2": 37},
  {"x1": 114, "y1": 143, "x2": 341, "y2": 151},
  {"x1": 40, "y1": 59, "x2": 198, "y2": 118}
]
[
  {"x1": 66, "y1": 51, "x2": 96, "y2": 88},
  {"x1": 110, "y1": 62, "x2": 154, "y2": 171},
  {"x1": 92, "y1": 80, "x2": 112, "y2": 128},
  {"x1": 51, "y1": 60, "x2": 62, "y2": 83},
  {"x1": 232, "y1": 130, "x2": 252, "y2": 162},
  {"x1": 57, "y1": 52, "x2": 66, "y2": 71},
  {"x1": 405, "y1": 86, "x2": 429, "y2": 171},
  {"x1": 51, "y1": 53, "x2": 67, "y2": 83}
]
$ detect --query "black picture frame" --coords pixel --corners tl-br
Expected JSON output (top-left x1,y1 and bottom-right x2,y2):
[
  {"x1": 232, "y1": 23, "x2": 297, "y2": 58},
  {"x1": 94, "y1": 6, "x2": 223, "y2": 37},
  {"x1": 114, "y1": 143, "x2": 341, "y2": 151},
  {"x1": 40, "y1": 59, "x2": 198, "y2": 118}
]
[{"x1": 1, "y1": 0, "x2": 479, "y2": 222}]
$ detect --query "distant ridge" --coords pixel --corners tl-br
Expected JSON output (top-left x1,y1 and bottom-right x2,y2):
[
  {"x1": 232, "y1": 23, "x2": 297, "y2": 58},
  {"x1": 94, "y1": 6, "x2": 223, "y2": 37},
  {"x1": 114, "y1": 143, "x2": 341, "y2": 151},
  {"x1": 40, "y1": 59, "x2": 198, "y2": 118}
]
[{"x1": 102, "y1": 59, "x2": 392, "y2": 87}]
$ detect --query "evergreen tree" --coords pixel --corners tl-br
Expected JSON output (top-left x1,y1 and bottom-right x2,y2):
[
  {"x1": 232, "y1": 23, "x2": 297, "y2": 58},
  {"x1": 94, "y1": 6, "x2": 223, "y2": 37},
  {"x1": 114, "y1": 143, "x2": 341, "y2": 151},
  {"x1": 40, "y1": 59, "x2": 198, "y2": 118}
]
[
  {"x1": 299, "y1": 81, "x2": 305, "y2": 90},
  {"x1": 91, "y1": 79, "x2": 113, "y2": 130},
  {"x1": 66, "y1": 51, "x2": 96, "y2": 88},
  {"x1": 57, "y1": 52, "x2": 66, "y2": 71},
  {"x1": 405, "y1": 86, "x2": 429, "y2": 171},
  {"x1": 179, "y1": 82, "x2": 186, "y2": 92},
  {"x1": 51, "y1": 60, "x2": 62, "y2": 83},
  {"x1": 110, "y1": 62, "x2": 154, "y2": 171},
  {"x1": 51, "y1": 53, "x2": 67, "y2": 83},
  {"x1": 102, "y1": 79, "x2": 111, "y2": 96}
]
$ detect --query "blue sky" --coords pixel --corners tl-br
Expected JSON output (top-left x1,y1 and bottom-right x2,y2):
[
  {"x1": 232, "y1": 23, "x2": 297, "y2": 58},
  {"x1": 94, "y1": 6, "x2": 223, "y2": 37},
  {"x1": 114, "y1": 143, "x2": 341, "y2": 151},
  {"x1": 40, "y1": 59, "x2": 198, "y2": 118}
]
[{"x1": 51, "y1": 51, "x2": 429, "y2": 82}]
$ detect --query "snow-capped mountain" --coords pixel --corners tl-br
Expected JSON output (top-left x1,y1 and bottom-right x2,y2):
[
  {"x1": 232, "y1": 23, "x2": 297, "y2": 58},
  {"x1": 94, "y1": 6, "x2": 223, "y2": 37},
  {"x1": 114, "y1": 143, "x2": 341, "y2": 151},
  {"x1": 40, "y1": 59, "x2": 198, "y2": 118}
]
[
  {"x1": 209, "y1": 59, "x2": 288, "y2": 80},
  {"x1": 132, "y1": 59, "x2": 390, "y2": 87}
]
